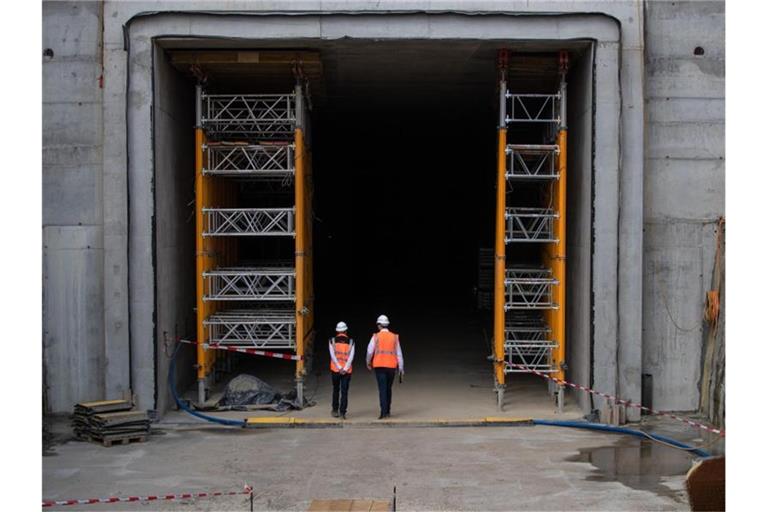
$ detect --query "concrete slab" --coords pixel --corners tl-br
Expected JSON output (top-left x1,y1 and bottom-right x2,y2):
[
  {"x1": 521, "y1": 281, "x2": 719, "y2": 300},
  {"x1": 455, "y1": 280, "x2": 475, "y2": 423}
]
[
  {"x1": 43, "y1": 416, "x2": 717, "y2": 511},
  {"x1": 170, "y1": 309, "x2": 584, "y2": 425}
]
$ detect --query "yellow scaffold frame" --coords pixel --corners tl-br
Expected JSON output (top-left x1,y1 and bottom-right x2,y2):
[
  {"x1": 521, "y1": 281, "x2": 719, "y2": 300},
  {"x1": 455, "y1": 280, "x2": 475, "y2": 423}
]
[
  {"x1": 194, "y1": 82, "x2": 315, "y2": 403},
  {"x1": 494, "y1": 51, "x2": 568, "y2": 409}
]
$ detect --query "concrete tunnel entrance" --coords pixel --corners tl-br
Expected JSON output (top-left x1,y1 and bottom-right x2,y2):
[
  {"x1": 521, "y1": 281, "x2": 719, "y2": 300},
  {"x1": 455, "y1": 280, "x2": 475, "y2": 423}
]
[{"x1": 156, "y1": 39, "x2": 595, "y2": 418}]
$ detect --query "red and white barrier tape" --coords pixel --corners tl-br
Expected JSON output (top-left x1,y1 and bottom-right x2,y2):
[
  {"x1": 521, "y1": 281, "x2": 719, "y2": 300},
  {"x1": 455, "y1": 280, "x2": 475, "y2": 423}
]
[
  {"x1": 177, "y1": 338, "x2": 302, "y2": 361},
  {"x1": 507, "y1": 362, "x2": 725, "y2": 437},
  {"x1": 43, "y1": 485, "x2": 253, "y2": 508}
]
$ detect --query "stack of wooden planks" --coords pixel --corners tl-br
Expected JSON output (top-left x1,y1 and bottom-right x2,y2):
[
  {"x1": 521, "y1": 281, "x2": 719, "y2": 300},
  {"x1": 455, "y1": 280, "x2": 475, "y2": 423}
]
[
  {"x1": 307, "y1": 500, "x2": 391, "y2": 512},
  {"x1": 72, "y1": 400, "x2": 151, "y2": 447}
]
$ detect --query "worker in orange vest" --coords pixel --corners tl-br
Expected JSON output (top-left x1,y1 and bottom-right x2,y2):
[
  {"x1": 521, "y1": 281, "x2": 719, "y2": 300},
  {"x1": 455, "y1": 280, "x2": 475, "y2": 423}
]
[
  {"x1": 329, "y1": 321, "x2": 354, "y2": 419},
  {"x1": 366, "y1": 314, "x2": 404, "y2": 419}
]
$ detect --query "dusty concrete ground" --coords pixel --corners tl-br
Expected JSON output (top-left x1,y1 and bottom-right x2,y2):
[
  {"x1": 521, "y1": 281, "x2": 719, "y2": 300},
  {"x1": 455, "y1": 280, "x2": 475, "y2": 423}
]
[
  {"x1": 175, "y1": 309, "x2": 583, "y2": 424},
  {"x1": 45, "y1": 309, "x2": 725, "y2": 510},
  {"x1": 43, "y1": 415, "x2": 723, "y2": 511}
]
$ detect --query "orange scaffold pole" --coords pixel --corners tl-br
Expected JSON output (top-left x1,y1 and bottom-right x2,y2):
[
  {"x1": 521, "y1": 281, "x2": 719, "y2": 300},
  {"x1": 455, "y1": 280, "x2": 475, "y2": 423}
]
[
  {"x1": 552, "y1": 51, "x2": 569, "y2": 411},
  {"x1": 195, "y1": 84, "x2": 209, "y2": 404},
  {"x1": 294, "y1": 83, "x2": 306, "y2": 404},
  {"x1": 494, "y1": 50, "x2": 508, "y2": 409}
]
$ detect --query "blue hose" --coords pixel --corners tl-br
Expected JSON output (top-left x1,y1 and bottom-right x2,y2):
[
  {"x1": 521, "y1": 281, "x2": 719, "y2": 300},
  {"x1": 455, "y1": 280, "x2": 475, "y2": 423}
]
[
  {"x1": 168, "y1": 342, "x2": 246, "y2": 427},
  {"x1": 167, "y1": 343, "x2": 713, "y2": 446},
  {"x1": 532, "y1": 419, "x2": 711, "y2": 457}
]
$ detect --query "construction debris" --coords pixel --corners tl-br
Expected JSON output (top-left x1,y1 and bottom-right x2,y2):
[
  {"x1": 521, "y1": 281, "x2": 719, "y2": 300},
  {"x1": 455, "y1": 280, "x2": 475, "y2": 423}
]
[
  {"x1": 217, "y1": 374, "x2": 315, "y2": 411},
  {"x1": 72, "y1": 400, "x2": 151, "y2": 447}
]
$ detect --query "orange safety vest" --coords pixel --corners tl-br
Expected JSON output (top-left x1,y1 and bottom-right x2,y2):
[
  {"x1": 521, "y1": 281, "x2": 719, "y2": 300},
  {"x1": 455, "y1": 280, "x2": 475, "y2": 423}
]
[
  {"x1": 330, "y1": 335, "x2": 353, "y2": 374},
  {"x1": 372, "y1": 331, "x2": 399, "y2": 369}
]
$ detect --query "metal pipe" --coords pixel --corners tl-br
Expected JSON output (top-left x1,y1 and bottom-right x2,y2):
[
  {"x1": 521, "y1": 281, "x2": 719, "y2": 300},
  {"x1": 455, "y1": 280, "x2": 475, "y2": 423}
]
[
  {"x1": 506, "y1": 144, "x2": 560, "y2": 152},
  {"x1": 494, "y1": 94, "x2": 508, "y2": 399},
  {"x1": 194, "y1": 85, "x2": 207, "y2": 404},
  {"x1": 494, "y1": 51, "x2": 509, "y2": 409},
  {"x1": 559, "y1": 76, "x2": 568, "y2": 131},
  {"x1": 552, "y1": 56, "x2": 568, "y2": 390},
  {"x1": 294, "y1": 83, "x2": 306, "y2": 390},
  {"x1": 552, "y1": 129, "x2": 567, "y2": 379},
  {"x1": 195, "y1": 85, "x2": 202, "y2": 127},
  {"x1": 295, "y1": 84, "x2": 304, "y2": 130}
]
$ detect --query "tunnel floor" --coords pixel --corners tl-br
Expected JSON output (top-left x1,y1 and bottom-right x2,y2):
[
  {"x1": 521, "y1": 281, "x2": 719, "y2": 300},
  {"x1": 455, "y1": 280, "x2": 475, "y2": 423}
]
[{"x1": 180, "y1": 305, "x2": 582, "y2": 421}]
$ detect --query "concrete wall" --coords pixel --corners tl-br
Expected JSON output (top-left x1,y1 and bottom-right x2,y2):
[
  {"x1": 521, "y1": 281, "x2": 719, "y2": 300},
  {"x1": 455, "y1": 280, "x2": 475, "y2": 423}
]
[
  {"x1": 41, "y1": 0, "x2": 725, "y2": 415},
  {"x1": 42, "y1": 1, "x2": 106, "y2": 412},
  {"x1": 642, "y1": 0, "x2": 725, "y2": 411},
  {"x1": 566, "y1": 48, "x2": 594, "y2": 413},
  {"x1": 123, "y1": 12, "x2": 623, "y2": 413},
  {"x1": 152, "y1": 47, "x2": 197, "y2": 413}
]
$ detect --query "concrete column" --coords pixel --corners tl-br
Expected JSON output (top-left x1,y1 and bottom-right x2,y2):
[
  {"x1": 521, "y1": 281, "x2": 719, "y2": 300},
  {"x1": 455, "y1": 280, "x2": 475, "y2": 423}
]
[
  {"x1": 590, "y1": 40, "x2": 622, "y2": 410},
  {"x1": 617, "y1": 5, "x2": 645, "y2": 422}
]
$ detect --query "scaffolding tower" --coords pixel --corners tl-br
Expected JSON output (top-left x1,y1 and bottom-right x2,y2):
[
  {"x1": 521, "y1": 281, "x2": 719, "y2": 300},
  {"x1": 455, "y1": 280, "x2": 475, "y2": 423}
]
[
  {"x1": 195, "y1": 83, "x2": 314, "y2": 405},
  {"x1": 494, "y1": 50, "x2": 569, "y2": 410}
]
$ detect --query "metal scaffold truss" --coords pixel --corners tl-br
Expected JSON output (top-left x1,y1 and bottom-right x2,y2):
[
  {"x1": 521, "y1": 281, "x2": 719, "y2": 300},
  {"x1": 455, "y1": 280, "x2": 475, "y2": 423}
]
[
  {"x1": 505, "y1": 208, "x2": 558, "y2": 243},
  {"x1": 505, "y1": 267, "x2": 559, "y2": 310},
  {"x1": 504, "y1": 316, "x2": 558, "y2": 373},
  {"x1": 203, "y1": 267, "x2": 295, "y2": 301},
  {"x1": 504, "y1": 338, "x2": 558, "y2": 373},
  {"x1": 505, "y1": 93, "x2": 560, "y2": 123},
  {"x1": 204, "y1": 143, "x2": 294, "y2": 178},
  {"x1": 506, "y1": 145, "x2": 560, "y2": 180},
  {"x1": 203, "y1": 208, "x2": 295, "y2": 236},
  {"x1": 493, "y1": 50, "x2": 570, "y2": 409},
  {"x1": 201, "y1": 94, "x2": 296, "y2": 139},
  {"x1": 204, "y1": 309, "x2": 296, "y2": 348}
]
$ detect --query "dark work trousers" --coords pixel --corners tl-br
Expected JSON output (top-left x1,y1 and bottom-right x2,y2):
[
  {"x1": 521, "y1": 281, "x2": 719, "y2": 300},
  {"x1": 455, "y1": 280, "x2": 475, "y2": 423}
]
[
  {"x1": 374, "y1": 368, "x2": 397, "y2": 415},
  {"x1": 331, "y1": 372, "x2": 351, "y2": 414}
]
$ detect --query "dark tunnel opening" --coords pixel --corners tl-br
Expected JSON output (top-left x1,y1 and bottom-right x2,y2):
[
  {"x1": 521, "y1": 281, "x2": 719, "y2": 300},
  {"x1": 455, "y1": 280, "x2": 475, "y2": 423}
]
[
  {"x1": 161, "y1": 41, "x2": 584, "y2": 408},
  {"x1": 312, "y1": 102, "x2": 497, "y2": 338}
]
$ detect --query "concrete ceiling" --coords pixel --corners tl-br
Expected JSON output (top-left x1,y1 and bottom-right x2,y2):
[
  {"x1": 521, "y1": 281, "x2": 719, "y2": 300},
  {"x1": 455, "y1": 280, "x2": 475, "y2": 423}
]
[{"x1": 165, "y1": 39, "x2": 585, "y2": 110}]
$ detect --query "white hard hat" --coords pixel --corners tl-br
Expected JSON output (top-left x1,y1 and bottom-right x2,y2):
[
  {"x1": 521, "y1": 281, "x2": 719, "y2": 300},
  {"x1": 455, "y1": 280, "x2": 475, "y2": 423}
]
[
  {"x1": 335, "y1": 321, "x2": 348, "y2": 332},
  {"x1": 376, "y1": 314, "x2": 390, "y2": 326}
]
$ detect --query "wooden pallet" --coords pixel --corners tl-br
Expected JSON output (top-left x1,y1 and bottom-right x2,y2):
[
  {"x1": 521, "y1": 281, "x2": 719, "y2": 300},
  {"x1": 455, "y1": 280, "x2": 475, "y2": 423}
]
[{"x1": 89, "y1": 434, "x2": 147, "y2": 448}]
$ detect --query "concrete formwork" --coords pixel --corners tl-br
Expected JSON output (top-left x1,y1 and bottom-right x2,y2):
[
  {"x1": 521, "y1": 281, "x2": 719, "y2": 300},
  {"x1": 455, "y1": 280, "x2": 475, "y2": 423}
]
[
  {"x1": 124, "y1": 11, "x2": 622, "y2": 412},
  {"x1": 41, "y1": 1, "x2": 725, "y2": 416},
  {"x1": 43, "y1": 1, "x2": 107, "y2": 412},
  {"x1": 565, "y1": 48, "x2": 594, "y2": 414}
]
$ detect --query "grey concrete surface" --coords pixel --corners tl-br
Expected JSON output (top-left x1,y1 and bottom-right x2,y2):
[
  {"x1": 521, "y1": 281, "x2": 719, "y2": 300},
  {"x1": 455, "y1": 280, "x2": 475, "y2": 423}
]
[
  {"x1": 43, "y1": 416, "x2": 720, "y2": 511},
  {"x1": 43, "y1": 226, "x2": 105, "y2": 410},
  {"x1": 152, "y1": 45, "x2": 197, "y2": 414},
  {"x1": 642, "y1": 0, "x2": 725, "y2": 412},
  {"x1": 566, "y1": 48, "x2": 594, "y2": 414},
  {"x1": 123, "y1": 10, "x2": 622, "y2": 414},
  {"x1": 170, "y1": 310, "x2": 586, "y2": 423},
  {"x1": 589, "y1": 37, "x2": 621, "y2": 413},
  {"x1": 617, "y1": 1, "x2": 645, "y2": 423},
  {"x1": 41, "y1": 0, "x2": 725, "y2": 415},
  {"x1": 42, "y1": 0, "x2": 107, "y2": 413}
]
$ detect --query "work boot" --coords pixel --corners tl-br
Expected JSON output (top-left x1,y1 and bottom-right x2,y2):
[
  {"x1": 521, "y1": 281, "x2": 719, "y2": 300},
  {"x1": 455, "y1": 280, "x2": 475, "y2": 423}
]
[
  {"x1": 332, "y1": 410, "x2": 339, "y2": 418},
  {"x1": 378, "y1": 413, "x2": 385, "y2": 420}
]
